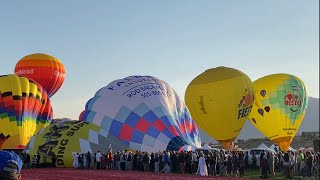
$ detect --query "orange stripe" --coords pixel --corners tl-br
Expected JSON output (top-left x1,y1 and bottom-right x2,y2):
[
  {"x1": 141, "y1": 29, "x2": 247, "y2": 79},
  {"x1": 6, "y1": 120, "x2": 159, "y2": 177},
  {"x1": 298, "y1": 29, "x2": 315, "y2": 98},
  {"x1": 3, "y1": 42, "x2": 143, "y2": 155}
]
[{"x1": 16, "y1": 59, "x2": 63, "y2": 67}]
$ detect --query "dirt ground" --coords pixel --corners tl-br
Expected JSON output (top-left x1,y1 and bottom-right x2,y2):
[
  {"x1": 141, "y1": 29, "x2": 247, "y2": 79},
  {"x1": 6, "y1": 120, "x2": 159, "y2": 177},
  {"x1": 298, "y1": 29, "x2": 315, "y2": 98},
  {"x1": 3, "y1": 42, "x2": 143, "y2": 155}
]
[{"x1": 21, "y1": 168, "x2": 260, "y2": 180}]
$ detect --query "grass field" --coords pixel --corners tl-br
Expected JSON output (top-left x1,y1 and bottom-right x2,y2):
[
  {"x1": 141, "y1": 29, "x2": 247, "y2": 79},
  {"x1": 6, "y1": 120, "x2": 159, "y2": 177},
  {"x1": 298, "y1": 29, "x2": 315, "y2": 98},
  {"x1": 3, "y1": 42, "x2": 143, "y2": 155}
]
[{"x1": 242, "y1": 168, "x2": 319, "y2": 180}]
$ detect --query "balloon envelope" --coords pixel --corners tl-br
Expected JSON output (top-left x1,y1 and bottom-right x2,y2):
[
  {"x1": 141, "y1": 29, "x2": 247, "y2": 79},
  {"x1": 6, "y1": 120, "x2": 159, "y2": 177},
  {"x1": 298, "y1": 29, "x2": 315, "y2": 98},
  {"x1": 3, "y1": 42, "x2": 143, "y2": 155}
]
[
  {"x1": 25, "y1": 121, "x2": 120, "y2": 167},
  {"x1": 0, "y1": 74, "x2": 53, "y2": 149},
  {"x1": 185, "y1": 67, "x2": 254, "y2": 149},
  {"x1": 80, "y1": 75, "x2": 201, "y2": 152},
  {"x1": 14, "y1": 53, "x2": 66, "y2": 97},
  {"x1": 248, "y1": 74, "x2": 308, "y2": 151}
]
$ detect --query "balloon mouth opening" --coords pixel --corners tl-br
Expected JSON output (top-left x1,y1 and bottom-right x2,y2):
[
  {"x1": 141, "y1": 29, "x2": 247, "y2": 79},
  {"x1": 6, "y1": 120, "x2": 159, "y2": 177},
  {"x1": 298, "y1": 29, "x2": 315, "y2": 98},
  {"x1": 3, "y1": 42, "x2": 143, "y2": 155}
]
[
  {"x1": 218, "y1": 137, "x2": 236, "y2": 150},
  {"x1": 272, "y1": 136, "x2": 292, "y2": 151}
]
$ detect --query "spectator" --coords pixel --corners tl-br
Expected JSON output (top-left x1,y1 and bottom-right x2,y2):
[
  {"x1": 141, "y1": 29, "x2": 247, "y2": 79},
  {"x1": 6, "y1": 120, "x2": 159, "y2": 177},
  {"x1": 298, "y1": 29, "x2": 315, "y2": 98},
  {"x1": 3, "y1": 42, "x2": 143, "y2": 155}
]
[
  {"x1": 282, "y1": 152, "x2": 292, "y2": 179},
  {"x1": 260, "y1": 155, "x2": 269, "y2": 179},
  {"x1": 32, "y1": 155, "x2": 38, "y2": 168},
  {"x1": 0, "y1": 151, "x2": 23, "y2": 180},
  {"x1": 154, "y1": 153, "x2": 160, "y2": 173},
  {"x1": 86, "y1": 152, "x2": 91, "y2": 169},
  {"x1": 178, "y1": 152, "x2": 185, "y2": 174},
  {"x1": 96, "y1": 151, "x2": 102, "y2": 169},
  {"x1": 142, "y1": 152, "x2": 150, "y2": 172},
  {"x1": 238, "y1": 152, "x2": 245, "y2": 177},
  {"x1": 197, "y1": 151, "x2": 208, "y2": 176},
  {"x1": 267, "y1": 152, "x2": 275, "y2": 179},
  {"x1": 73, "y1": 153, "x2": 79, "y2": 168},
  {"x1": 297, "y1": 150, "x2": 304, "y2": 175},
  {"x1": 160, "y1": 163, "x2": 170, "y2": 173},
  {"x1": 107, "y1": 151, "x2": 113, "y2": 170}
]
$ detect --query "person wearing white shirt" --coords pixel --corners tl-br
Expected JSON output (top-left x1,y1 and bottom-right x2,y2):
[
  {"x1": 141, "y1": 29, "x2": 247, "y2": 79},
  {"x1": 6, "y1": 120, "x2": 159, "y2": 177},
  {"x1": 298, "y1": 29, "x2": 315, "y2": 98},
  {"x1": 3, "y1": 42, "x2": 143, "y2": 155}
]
[
  {"x1": 73, "y1": 153, "x2": 79, "y2": 168},
  {"x1": 197, "y1": 152, "x2": 208, "y2": 176},
  {"x1": 96, "y1": 151, "x2": 102, "y2": 169}
]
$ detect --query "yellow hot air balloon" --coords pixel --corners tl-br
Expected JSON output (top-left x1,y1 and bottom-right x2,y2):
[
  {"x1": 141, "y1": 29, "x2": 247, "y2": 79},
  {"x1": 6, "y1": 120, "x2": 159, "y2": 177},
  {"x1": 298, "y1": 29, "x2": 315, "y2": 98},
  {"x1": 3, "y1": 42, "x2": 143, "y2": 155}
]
[
  {"x1": 0, "y1": 74, "x2": 53, "y2": 150},
  {"x1": 248, "y1": 74, "x2": 308, "y2": 151},
  {"x1": 25, "y1": 121, "x2": 124, "y2": 167},
  {"x1": 185, "y1": 67, "x2": 254, "y2": 150}
]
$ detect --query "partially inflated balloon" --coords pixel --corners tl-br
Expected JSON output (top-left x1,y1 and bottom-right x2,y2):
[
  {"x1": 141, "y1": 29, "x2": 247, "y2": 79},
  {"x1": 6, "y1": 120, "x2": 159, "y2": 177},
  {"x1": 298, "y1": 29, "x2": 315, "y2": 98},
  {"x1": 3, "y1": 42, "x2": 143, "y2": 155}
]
[
  {"x1": 248, "y1": 74, "x2": 308, "y2": 151},
  {"x1": 25, "y1": 121, "x2": 122, "y2": 167},
  {"x1": 80, "y1": 75, "x2": 201, "y2": 152},
  {"x1": 0, "y1": 74, "x2": 53, "y2": 149},
  {"x1": 14, "y1": 53, "x2": 65, "y2": 97},
  {"x1": 185, "y1": 67, "x2": 254, "y2": 150}
]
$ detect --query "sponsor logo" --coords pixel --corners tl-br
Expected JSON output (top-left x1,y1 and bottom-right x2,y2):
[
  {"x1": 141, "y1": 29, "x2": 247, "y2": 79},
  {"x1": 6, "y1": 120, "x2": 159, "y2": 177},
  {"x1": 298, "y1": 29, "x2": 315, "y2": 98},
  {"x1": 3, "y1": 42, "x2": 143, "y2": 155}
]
[
  {"x1": 15, "y1": 69, "x2": 34, "y2": 75},
  {"x1": 284, "y1": 86, "x2": 302, "y2": 112},
  {"x1": 54, "y1": 71, "x2": 65, "y2": 78},
  {"x1": 237, "y1": 89, "x2": 254, "y2": 119}
]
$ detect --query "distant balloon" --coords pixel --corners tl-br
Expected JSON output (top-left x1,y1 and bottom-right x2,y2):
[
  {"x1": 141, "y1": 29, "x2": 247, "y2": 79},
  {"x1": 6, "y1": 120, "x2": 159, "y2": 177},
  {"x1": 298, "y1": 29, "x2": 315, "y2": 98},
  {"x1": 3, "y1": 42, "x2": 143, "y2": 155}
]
[
  {"x1": 14, "y1": 53, "x2": 66, "y2": 97},
  {"x1": 0, "y1": 74, "x2": 53, "y2": 150},
  {"x1": 80, "y1": 75, "x2": 201, "y2": 152},
  {"x1": 249, "y1": 74, "x2": 308, "y2": 151},
  {"x1": 185, "y1": 66, "x2": 254, "y2": 150},
  {"x1": 25, "y1": 121, "x2": 120, "y2": 167}
]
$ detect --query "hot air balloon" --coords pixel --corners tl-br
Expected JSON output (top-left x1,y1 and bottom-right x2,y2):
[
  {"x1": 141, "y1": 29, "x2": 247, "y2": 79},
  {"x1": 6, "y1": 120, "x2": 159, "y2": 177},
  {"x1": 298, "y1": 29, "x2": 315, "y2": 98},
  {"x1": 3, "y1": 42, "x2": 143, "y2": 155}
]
[
  {"x1": 14, "y1": 53, "x2": 66, "y2": 97},
  {"x1": 0, "y1": 74, "x2": 53, "y2": 150},
  {"x1": 80, "y1": 75, "x2": 201, "y2": 152},
  {"x1": 248, "y1": 74, "x2": 308, "y2": 151},
  {"x1": 185, "y1": 67, "x2": 254, "y2": 150},
  {"x1": 25, "y1": 121, "x2": 120, "y2": 167}
]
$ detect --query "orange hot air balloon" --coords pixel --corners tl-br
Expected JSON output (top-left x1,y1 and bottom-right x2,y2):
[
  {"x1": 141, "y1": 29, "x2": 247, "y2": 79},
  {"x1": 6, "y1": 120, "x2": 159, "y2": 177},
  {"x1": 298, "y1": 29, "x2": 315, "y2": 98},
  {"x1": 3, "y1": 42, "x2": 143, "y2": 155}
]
[{"x1": 14, "y1": 53, "x2": 66, "y2": 97}]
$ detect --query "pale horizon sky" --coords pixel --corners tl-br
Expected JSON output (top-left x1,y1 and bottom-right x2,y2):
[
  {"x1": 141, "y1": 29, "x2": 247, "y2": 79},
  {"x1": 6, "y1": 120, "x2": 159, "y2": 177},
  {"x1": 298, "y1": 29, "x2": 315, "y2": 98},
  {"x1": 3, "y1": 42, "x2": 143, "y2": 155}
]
[{"x1": 0, "y1": 0, "x2": 318, "y2": 120}]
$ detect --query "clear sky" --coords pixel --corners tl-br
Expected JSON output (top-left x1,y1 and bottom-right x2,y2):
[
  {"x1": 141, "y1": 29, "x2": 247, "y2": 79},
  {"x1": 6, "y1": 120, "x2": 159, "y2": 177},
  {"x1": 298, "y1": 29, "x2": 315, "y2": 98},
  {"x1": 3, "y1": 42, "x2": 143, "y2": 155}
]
[{"x1": 0, "y1": 0, "x2": 318, "y2": 120}]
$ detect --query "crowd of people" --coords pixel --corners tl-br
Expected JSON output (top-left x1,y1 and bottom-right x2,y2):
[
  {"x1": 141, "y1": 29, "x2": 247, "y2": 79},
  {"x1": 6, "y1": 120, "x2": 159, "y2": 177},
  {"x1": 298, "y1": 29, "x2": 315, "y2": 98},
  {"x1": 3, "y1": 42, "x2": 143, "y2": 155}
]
[
  {"x1": 68, "y1": 148, "x2": 319, "y2": 178},
  {"x1": 16, "y1": 148, "x2": 319, "y2": 179}
]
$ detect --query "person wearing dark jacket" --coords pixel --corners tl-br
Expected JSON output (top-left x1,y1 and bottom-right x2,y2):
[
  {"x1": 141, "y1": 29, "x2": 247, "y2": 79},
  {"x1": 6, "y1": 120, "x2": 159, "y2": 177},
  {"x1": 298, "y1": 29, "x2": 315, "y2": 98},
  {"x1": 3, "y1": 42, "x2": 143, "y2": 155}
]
[
  {"x1": 178, "y1": 152, "x2": 185, "y2": 174},
  {"x1": 260, "y1": 155, "x2": 269, "y2": 179}
]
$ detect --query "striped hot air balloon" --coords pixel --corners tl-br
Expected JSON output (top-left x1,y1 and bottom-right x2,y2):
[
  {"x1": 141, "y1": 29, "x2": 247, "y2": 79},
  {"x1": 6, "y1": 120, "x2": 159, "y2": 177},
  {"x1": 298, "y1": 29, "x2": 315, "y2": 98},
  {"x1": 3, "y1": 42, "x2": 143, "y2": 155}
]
[
  {"x1": 14, "y1": 53, "x2": 66, "y2": 97},
  {"x1": 0, "y1": 74, "x2": 53, "y2": 150}
]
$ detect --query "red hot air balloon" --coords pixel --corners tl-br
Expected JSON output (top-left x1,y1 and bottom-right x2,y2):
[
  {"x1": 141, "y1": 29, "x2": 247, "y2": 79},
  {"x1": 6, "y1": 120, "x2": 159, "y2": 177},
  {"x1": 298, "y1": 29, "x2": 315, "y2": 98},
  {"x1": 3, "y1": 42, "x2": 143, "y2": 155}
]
[{"x1": 14, "y1": 53, "x2": 66, "y2": 97}]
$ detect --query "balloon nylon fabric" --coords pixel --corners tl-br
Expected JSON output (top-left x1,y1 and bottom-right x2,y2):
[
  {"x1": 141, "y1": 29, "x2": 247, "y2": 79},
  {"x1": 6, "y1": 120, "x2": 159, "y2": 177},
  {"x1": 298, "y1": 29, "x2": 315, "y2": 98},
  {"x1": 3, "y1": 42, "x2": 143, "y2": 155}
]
[
  {"x1": 0, "y1": 74, "x2": 53, "y2": 150},
  {"x1": 185, "y1": 67, "x2": 254, "y2": 150},
  {"x1": 249, "y1": 74, "x2": 308, "y2": 151},
  {"x1": 14, "y1": 53, "x2": 65, "y2": 97},
  {"x1": 80, "y1": 75, "x2": 201, "y2": 153}
]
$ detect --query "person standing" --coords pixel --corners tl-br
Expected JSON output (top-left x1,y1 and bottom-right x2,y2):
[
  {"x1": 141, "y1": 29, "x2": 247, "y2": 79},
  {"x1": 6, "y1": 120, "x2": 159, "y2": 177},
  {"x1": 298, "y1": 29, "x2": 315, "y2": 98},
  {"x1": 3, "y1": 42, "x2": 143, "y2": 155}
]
[
  {"x1": 107, "y1": 151, "x2": 113, "y2": 170},
  {"x1": 86, "y1": 152, "x2": 91, "y2": 169},
  {"x1": 178, "y1": 152, "x2": 185, "y2": 174},
  {"x1": 261, "y1": 155, "x2": 269, "y2": 179},
  {"x1": 297, "y1": 150, "x2": 304, "y2": 175},
  {"x1": 96, "y1": 151, "x2": 102, "y2": 169},
  {"x1": 239, "y1": 152, "x2": 245, "y2": 177},
  {"x1": 267, "y1": 152, "x2": 275, "y2": 179},
  {"x1": 73, "y1": 153, "x2": 79, "y2": 168},
  {"x1": 154, "y1": 153, "x2": 160, "y2": 172},
  {"x1": 197, "y1": 151, "x2": 208, "y2": 176}
]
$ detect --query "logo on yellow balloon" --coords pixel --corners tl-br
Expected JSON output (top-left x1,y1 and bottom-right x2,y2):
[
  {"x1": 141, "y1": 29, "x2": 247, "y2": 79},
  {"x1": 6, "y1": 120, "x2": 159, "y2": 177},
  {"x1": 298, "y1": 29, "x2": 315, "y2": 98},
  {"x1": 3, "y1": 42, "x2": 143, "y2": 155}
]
[
  {"x1": 237, "y1": 89, "x2": 254, "y2": 119},
  {"x1": 284, "y1": 86, "x2": 302, "y2": 112}
]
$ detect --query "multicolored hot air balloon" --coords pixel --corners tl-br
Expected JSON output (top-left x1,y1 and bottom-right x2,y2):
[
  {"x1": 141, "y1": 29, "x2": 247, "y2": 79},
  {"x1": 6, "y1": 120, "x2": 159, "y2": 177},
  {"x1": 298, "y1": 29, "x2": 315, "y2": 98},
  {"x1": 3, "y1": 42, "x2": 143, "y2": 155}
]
[
  {"x1": 14, "y1": 53, "x2": 66, "y2": 97},
  {"x1": 25, "y1": 121, "x2": 119, "y2": 167},
  {"x1": 0, "y1": 74, "x2": 53, "y2": 150},
  {"x1": 79, "y1": 75, "x2": 201, "y2": 152},
  {"x1": 249, "y1": 74, "x2": 308, "y2": 151},
  {"x1": 185, "y1": 67, "x2": 254, "y2": 150}
]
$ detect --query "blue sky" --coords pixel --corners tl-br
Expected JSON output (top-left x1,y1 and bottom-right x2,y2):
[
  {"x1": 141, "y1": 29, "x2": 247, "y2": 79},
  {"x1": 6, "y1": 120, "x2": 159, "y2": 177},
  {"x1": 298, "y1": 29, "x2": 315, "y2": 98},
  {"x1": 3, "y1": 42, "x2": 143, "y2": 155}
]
[{"x1": 0, "y1": 0, "x2": 318, "y2": 119}]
